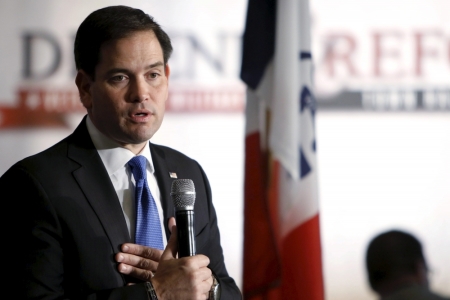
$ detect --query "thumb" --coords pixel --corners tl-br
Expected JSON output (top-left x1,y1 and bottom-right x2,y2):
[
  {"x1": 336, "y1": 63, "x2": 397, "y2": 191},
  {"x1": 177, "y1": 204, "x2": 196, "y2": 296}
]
[{"x1": 160, "y1": 217, "x2": 178, "y2": 260}]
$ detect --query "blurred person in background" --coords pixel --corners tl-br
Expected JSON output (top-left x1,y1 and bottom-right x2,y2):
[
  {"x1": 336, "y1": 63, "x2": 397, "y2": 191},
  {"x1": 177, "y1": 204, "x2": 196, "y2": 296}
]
[
  {"x1": 0, "y1": 5, "x2": 240, "y2": 300},
  {"x1": 365, "y1": 229, "x2": 449, "y2": 300}
]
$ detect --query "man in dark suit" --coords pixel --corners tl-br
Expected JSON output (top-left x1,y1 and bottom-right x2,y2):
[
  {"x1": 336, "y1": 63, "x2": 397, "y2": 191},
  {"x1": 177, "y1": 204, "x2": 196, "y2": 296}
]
[{"x1": 0, "y1": 5, "x2": 241, "y2": 300}]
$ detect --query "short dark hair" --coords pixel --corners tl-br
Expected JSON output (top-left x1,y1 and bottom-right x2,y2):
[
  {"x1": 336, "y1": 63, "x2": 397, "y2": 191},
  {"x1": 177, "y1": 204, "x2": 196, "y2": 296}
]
[
  {"x1": 365, "y1": 230, "x2": 427, "y2": 292},
  {"x1": 74, "y1": 5, "x2": 173, "y2": 79}
]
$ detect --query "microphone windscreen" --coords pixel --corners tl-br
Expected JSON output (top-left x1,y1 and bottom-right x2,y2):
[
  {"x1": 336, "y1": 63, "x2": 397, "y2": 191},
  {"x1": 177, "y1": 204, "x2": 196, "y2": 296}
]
[{"x1": 170, "y1": 179, "x2": 196, "y2": 209}]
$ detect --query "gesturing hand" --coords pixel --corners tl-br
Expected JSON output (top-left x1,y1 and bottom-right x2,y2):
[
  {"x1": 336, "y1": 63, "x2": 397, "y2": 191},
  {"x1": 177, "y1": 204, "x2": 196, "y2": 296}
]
[{"x1": 116, "y1": 242, "x2": 163, "y2": 281}]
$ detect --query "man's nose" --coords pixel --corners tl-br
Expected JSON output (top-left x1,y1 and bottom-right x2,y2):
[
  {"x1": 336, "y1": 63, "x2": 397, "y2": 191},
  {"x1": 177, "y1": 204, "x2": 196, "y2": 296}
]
[{"x1": 129, "y1": 77, "x2": 150, "y2": 103}]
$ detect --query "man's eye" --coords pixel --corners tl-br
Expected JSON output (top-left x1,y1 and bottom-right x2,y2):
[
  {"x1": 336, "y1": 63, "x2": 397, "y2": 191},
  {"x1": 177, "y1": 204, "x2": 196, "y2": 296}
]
[
  {"x1": 149, "y1": 73, "x2": 160, "y2": 79},
  {"x1": 111, "y1": 75, "x2": 126, "y2": 82}
]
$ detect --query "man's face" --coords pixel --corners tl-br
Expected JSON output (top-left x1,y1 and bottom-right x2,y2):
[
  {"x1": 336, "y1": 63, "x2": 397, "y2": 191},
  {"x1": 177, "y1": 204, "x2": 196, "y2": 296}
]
[{"x1": 77, "y1": 30, "x2": 170, "y2": 153}]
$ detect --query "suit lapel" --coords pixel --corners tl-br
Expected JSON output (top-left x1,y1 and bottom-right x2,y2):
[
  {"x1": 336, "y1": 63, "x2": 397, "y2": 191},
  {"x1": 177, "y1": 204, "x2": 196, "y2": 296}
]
[
  {"x1": 150, "y1": 144, "x2": 209, "y2": 240},
  {"x1": 68, "y1": 118, "x2": 131, "y2": 252},
  {"x1": 150, "y1": 144, "x2": 176, "y2": 238}
]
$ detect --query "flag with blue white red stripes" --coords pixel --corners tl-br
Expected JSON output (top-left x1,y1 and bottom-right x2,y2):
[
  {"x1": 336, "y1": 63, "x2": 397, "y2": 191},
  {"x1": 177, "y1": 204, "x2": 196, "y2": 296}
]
[{"x1": 241, "y1": 0, "x2": 324, "y2": 299}]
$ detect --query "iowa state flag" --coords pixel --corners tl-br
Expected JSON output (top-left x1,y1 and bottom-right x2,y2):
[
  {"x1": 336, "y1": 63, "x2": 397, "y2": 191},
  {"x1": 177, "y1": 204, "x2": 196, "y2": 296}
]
[{"x1": 240, "y1": 0, "x2": 324, "y2": 299}]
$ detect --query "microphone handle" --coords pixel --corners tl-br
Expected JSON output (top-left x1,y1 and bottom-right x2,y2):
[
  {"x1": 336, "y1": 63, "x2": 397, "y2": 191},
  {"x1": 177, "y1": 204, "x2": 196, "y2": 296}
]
[{"x1": 175, "y1": 210, "x2": 196, "y2": 257}]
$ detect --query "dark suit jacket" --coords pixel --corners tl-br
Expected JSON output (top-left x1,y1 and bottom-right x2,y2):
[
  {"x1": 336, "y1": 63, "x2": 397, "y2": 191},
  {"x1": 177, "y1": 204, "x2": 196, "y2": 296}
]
[{"x1": 0, "y1": 117, "x2": 241, "y2": 300}]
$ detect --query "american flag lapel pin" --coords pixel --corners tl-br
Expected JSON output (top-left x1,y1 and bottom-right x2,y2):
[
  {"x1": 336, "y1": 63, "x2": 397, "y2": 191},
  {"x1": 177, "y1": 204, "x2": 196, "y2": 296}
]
[{"x1": 169, "y1": 172, "x2": 177, "y2": 178}]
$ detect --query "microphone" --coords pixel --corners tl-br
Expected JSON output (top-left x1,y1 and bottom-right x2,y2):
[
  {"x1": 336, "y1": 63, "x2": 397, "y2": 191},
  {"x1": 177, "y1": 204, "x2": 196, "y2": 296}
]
[{"x1": 170, "y1": 179, "x2": 196, "y2": 257}]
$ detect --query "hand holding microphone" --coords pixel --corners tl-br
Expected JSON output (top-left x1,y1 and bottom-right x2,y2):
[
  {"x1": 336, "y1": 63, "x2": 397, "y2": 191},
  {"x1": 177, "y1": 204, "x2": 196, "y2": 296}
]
[{"x1": 170, "y1": 179, "x2": 220, "y2": 299}]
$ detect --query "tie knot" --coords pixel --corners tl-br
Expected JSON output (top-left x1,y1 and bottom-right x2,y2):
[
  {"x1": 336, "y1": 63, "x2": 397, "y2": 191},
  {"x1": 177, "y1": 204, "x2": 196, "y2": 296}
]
[{"x1": 128, "y1": 156, "x2": 147, "y2": 181}]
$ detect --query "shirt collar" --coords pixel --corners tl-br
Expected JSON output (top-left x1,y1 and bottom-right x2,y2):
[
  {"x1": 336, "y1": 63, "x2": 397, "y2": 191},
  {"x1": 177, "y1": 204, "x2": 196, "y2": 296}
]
[{"x1": 86, "y1": 116, "x2": 155, "y2": 176}]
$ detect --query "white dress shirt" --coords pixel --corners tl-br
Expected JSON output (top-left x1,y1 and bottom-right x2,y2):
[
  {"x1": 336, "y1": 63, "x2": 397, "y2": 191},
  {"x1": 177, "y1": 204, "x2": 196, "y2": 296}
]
[{"x1": 86, "y1": 116, "x2": 167, "y2": 247}]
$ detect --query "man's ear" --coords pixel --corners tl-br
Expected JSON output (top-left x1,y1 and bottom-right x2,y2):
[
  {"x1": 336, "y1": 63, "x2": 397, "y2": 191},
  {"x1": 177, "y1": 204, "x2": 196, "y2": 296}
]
[
  {"x1": 415, "y1": 260, "x2": 429, "y2": 287},
  {"x1": 164, "y1": 64, "x2": 171, "y2": 80},
  {"x1": 75, "y1": 70, "x2": 93, "y2": 109}
]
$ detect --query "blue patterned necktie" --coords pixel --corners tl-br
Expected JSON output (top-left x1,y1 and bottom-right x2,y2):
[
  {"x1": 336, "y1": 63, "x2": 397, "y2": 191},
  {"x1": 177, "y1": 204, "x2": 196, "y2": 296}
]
[{"x1": 128, "y1": 156, "x2": 164, "y2": 250}]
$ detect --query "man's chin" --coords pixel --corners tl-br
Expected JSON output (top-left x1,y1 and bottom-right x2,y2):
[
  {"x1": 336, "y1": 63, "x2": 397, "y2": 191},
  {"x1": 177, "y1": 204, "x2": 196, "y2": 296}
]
[{"x1": 127, "y1": 132, "x2": 154, "y2": 144}]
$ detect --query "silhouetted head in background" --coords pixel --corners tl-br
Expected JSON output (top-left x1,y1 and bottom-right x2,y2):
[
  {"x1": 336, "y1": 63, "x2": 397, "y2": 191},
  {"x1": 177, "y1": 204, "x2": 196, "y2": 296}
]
[{"x1": 366, "y1": 230, "x2": 429, "y2": 298}]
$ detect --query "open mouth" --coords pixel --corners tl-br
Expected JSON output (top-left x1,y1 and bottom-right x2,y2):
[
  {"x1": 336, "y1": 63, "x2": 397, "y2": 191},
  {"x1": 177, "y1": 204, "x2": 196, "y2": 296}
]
[{"x1": 130, "y1": 110, "x2": 151, "y2": 122}]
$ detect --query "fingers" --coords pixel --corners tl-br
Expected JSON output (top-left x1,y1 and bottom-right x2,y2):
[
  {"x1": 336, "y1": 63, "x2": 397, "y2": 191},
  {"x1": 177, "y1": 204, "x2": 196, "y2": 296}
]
[
  {"x1": 191, "y1": 260, "x2": 212, "y2": 282},
  {"x1": 202, "y1": 275, "x2": 214, "y2": 299},
  {"x1": 115, "y1": 244, "x2": 163, "y2": 282},
  {"x1": 175, "y1": 254, "x2": 210, "y2": 273},
  {"x1": 161, "y1": 217, "x2": 178, "y2": 260},
  {"x1": 168, "y1": 217, "x2": 176, "y2": 233},
  {"x1": 193, "y1": 267, "x2": 213, "y2": 299},
  {"x1": 118, "y1": 262, "x2": 155, "y2": 281},
  {"x1": 120, "y1": 243, "x2": 163, "y2": 262},
  {"x1": 205, "y1": 274, "x2": 213, "y2": 287},
  {"x1": 116, "y1": 252, "x2": 159, "y2": 272}
]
